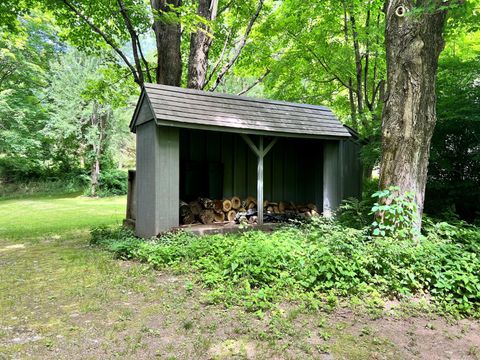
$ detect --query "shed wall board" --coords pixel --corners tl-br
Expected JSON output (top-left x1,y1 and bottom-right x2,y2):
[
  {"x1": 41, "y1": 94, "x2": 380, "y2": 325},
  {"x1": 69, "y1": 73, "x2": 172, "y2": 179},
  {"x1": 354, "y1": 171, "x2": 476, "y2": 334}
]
[
  {"x1": 136, "y1": 122, "x2": 179, "y2": 237},
  {"x1": 341, "y1": 140, "x2": 363, "y2": 199},
  {"x1": 323, "y1": 140, "x2": 341, "y2": 216}
]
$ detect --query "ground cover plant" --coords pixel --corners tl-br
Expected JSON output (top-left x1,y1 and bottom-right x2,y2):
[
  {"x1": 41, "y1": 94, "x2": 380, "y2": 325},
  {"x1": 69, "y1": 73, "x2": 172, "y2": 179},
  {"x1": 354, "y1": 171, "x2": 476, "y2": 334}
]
[{"x1": 92, "y1": 216, "x2": 480, "y2": 318}]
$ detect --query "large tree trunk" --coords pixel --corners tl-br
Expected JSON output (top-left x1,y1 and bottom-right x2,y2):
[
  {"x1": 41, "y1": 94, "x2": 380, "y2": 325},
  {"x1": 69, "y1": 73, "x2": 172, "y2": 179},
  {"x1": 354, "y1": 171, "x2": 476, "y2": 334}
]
[
  {"x1": 379, "y1": 1, "x2": 447, "y2": 223},
  {"x1": 187, "y1": 0, "x2": 218, "y2": 89},
  {"x1": 151, "y1": 0, "x2": 182, "y2": 86}
]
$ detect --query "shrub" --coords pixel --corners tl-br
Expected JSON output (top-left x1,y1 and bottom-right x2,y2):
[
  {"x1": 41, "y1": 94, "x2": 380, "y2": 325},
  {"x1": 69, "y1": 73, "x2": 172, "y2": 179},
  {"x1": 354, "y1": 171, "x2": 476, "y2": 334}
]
[
  {"x1": 337, "y1": 197, "x2": 372, "y2": 229},
  {"x1": 97, "y1": 169, "x2": 128, "y2": 196},
  {"x1": 91, "y1": 219, "x2": 480, "y2": 317},
  {"x1": 0, "y1": 179, "x2": 84, "y2": 199}
]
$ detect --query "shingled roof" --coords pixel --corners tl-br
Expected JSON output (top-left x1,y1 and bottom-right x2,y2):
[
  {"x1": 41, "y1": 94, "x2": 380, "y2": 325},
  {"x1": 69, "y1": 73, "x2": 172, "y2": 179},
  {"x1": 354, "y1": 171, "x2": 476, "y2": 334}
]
[{"x1": 130, "y1": 83, "x2": 350, "y2": 139}]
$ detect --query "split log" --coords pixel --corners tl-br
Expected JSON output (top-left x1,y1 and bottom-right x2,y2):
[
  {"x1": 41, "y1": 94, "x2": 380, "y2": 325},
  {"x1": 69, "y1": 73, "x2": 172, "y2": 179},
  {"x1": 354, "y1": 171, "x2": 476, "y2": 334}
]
[
  {"x1": 189, "y1": 200, "x2": 202, "y2": 216},
  {"x1": 248, "y1": 215, "x2": 258, "y2": 224},
  {"x1": 239, "y1": 207, "x2": 246, "y2": 213},
  {"x1": 182, "y1": 213, "x2": 195, "y2": 224},
  {"x1": 180, "y1": 201, "x2": 195, "y2": 224},
  {"x1": 266, "y1": 205, "x2": 274, "y2": 213},
  {"x1": 307, "y1": 203, "x2": 318, "y2": 212},
  {"x1": 199, "y1": 209, "x2": 215, "y2": 224},
  {"x1": 222, "y1": 199, "x2": 232, "y2": 212},
  {"x1": 278, "y1": 201, "x2": 286, "y2": 213},
  {"x1": 231, "y1": 196, "x2": 241, "y2": 210},
  {"x1": 289, "y1": 201, "x2": 297, "y2": 211},
  {"x1": 200, "y1": 198, "x2": 214, "y2": 209},
  {"x1": 227, "y1": 210, "x2": 237, "y2": 222},
  {"x1": 180, "y1": 201, "x2": 191, "y2": 217},
  {"x1": 273, "y1": 205, "x2": 280, "y2": 214},
  {"x1": 246, "y1": 196, "x2": 256, "y2": 205},
  {"x1": 247, "y1": 201, "x2": 256, "y2": 210},
  {"x1": 263, "y1": 200, "x2": 270, "y2": 208},
  {"x1": 213, "y1": 200, "x2": 223, "y2": 213}
]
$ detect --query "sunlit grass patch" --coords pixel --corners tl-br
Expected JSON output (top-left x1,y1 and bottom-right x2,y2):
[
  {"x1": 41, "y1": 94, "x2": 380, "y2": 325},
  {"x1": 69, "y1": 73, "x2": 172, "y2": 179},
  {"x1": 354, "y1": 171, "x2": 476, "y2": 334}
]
[{"x1": 0, "y1": 194, "x2": 126, "y2": 240}]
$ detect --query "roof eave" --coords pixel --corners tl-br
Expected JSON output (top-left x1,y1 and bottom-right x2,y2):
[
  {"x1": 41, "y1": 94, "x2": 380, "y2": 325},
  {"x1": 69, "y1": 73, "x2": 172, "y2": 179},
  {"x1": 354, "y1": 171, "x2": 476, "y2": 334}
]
[{"x1": 155, "y1": 119, "x2": 351, "y2": 140}]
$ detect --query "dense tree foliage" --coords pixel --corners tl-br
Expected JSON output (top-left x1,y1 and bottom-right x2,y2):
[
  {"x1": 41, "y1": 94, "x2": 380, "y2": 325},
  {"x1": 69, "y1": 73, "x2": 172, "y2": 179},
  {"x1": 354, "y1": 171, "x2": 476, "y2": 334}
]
[
  {"x1": 0, "y1": 1, "x2": 478, "y2": 221},
  {"x1": 425, "y1": 33, "x2": 480, "y2": 222},
  {"x1": 0, "y1": 13, "x2": 61, "y2": 181}
]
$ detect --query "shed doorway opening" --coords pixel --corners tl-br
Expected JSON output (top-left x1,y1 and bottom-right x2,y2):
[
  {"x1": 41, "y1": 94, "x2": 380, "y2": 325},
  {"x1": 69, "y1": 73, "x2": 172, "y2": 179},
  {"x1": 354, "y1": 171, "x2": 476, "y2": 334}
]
[{"x1": 178, "y1": 128, "x2": 324, "y2": 227}]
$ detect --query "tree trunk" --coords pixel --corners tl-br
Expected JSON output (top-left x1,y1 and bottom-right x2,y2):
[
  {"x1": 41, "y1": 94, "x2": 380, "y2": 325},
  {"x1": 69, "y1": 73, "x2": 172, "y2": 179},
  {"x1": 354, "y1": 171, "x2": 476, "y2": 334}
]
[
  {"x1": 151, "y1": 0, "x2": 182, "y2": 86},
  {"x1": 90, "y1": 156, "x2": 100, "y2": 196},
  {"x1": 89, "y1": 103, "x2": 103, "y2": 197},
  {"x1": 379, "y1": 1, "x2": 447, "y2": 224},
  {"x1": 187, "y1": 0, "x2": 218, "y2": 89}
]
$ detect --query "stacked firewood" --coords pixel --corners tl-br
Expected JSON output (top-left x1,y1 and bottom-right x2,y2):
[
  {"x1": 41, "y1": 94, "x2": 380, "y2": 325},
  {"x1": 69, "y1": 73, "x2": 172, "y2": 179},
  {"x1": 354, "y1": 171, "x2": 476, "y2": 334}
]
[{"x1": 179, "y1": 196, "x2": 319, "y2": 225}]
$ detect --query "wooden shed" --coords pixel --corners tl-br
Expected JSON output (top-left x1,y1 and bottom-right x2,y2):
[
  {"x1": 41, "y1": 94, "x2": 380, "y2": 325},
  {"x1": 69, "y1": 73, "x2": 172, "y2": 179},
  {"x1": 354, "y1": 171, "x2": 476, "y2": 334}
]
[{"x1": 128, "y1": 83, "x2": 362, "y2": 238}]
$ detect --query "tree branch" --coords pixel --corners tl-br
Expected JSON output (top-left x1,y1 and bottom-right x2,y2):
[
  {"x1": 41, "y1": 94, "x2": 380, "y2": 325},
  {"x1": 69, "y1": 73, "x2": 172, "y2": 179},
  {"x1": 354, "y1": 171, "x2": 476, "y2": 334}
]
[
  {"x1": 137, "y1": 37, "x2": 153, "y2": 83},
  {"x1": 117, "y1": 0, "x2": 144, "y2": 85},
  {"x1": 217, "y1": 0, "x2": 233, "y2": 17},
  {"x1": 363, "y1": 3, "x2": 372, "y2": 111},
  {"x1": 209, "y1": 0, "x2": 264, "y2": 91},
  {"x1": 117, "y1": 0, "x2": 152, "y2": 83},
  {"x1": 60, "y1": 0, "x2": 140, "y2": 85},
  {"x1": 237, "y1": 68, "x2": 270, "y2": 95},
  {"x1": 203, "y1": 29, "x2": 231, "y2": 89}
]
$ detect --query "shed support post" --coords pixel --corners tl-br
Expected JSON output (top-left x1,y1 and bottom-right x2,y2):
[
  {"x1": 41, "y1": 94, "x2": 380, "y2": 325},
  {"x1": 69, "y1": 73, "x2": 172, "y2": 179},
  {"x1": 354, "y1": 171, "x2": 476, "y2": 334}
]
[
  {"x1": 241, "y1": 134, "x2": 277, "y2": 225},
  {"x1": 257, "y1": 137, "x2": 264, "y2": 225},
  {"x1": 323, "y1": 140, "x2": 342, "y2": 217},
  {"x1": 136, "y1": 122, "x2": 179, "y2": 238}
]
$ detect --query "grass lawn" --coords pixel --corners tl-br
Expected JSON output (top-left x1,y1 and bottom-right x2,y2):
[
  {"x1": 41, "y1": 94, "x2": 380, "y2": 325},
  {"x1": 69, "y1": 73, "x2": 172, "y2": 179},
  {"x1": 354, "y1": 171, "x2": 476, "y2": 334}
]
[
  {"x1": 1, "y1": 193, "x2": 479, "y2": 359},
  {"x1": 0, "y1": 193, "x2": 126, "y2": 240}
]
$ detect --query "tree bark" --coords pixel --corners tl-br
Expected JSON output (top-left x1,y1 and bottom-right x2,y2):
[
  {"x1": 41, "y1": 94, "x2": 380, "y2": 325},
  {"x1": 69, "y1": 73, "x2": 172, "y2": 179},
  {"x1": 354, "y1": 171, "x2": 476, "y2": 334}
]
[
  {"x1": 151, "y1": 0, "x2": 182, "y2": 86},
  {"x1": 379, "y1": 0, "x2": 447, "y2": 223},
  {"x1": 90, "y1": 102, "x2": 105, "y2": 197},
  {"x1": 187, "y1": 0, "x2": 218, "y2": 89}
]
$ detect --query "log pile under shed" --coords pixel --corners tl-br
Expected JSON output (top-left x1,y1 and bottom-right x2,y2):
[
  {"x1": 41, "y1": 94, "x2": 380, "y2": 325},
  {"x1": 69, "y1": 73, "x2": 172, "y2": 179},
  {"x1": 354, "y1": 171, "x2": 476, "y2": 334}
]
[{"x1": 179, "y1": 196, "x2": 320, "y2": 226}]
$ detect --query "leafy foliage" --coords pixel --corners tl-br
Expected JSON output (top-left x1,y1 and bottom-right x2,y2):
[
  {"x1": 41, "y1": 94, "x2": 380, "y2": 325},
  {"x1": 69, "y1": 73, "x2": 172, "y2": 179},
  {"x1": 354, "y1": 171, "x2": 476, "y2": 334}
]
[
  {"x1": 370, "y1": 186, "x2": 418, "y2": 240},
  {"x1": 425, "y1": 34, "x2": 480, "y2": 222},
  {"x1": 92, "y1": 219, "x2": 480, "y2": 317},
  {"x1": 96, "y1": 169, "x2": 128, "y2": 196}
]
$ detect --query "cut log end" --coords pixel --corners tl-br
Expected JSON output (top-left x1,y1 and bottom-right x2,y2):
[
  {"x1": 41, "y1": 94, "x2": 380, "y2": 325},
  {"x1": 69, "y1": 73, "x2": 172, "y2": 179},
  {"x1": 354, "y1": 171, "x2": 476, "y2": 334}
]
[
  {"x1": 227, "y1": 210, "x2": 237, "y2": 222},
  {"x1": 222, "y1": 199, "x2": 232, "y2": 212},
  {"x1": 214, "y1": 211, "x2": 225, "y2": 222},
  {"x1": 231, "y1": 196, "x2": 241, "y2": 210}
]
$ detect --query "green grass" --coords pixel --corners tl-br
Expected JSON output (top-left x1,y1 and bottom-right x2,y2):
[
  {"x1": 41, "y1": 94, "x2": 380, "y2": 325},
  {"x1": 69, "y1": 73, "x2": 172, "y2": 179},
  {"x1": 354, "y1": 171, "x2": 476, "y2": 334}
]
[{"x1": 0, "y1": 193, "x2": 126, "y2": 240}]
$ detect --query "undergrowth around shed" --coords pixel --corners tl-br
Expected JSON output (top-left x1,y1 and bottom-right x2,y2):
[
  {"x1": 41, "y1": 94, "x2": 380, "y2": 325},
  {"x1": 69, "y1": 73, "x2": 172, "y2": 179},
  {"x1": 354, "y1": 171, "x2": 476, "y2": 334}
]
[{"x1": 91, "y1": 217, "x2": 480, "y2": 318}]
